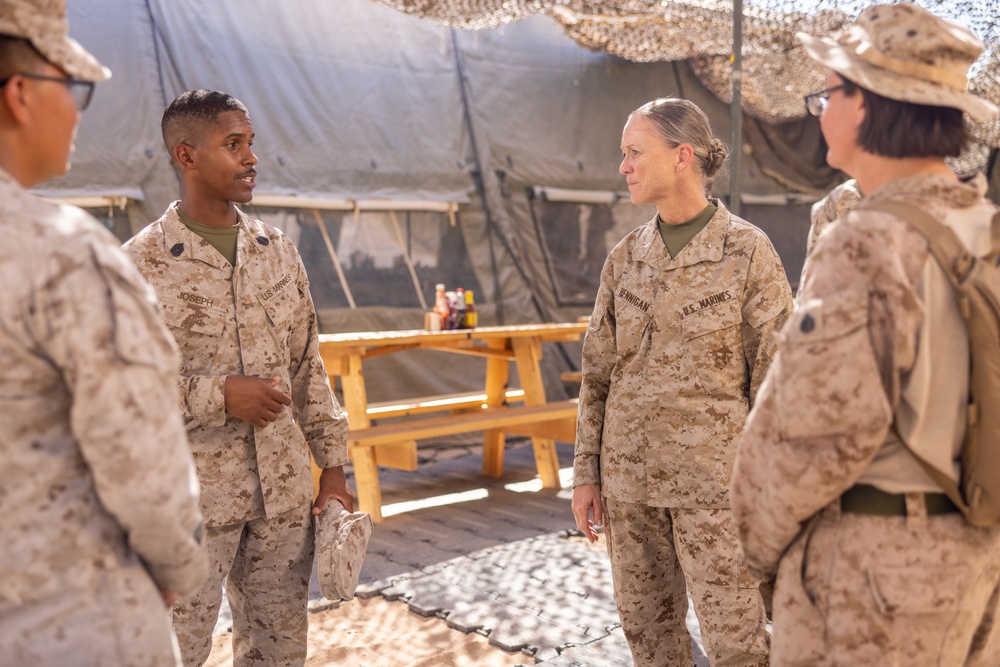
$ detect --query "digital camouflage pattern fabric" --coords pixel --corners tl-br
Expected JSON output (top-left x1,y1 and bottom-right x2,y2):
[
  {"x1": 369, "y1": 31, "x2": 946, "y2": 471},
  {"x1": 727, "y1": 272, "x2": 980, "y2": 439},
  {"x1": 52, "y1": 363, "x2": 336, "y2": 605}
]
[
  {"x1": 574, "y1": 201, "x2": 792, "y2": 666},
  {"x1": 733, "y1": 173, "x2": 1000, "y2": 666},
  {"x1": 123, "y1": 203, "x2": 349, "y2": 528},
  {"x1": 0, "y1": 168, "x2": 206, "y2": 666},
  {"x1": 805, "y1": 179, "x2": 862, "y2": 258},
  {"x1": 797, "y1": 178, "x2": 862, "y2": 296},
  {"x1": 170, "y1": 504, "x2": 314, "y2": 667},
  {"x1": 605, "y1": 499, "x2": 770, "y2": 667},
  {"x1": 0, "y1": 0, "x2": 111, "y2": 82},
  {"x1": 575, "y1": 202, "x2": 792, "y2": 507},
  {"x1": 124, "y1": 203, "x2": 349, "y2": 667}
]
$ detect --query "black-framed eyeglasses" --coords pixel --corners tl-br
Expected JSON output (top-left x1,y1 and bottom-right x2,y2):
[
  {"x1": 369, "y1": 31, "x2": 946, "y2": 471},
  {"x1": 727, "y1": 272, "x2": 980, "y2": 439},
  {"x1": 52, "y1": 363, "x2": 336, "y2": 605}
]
[
  {"x1": 0, "y1": 73, "x2": 95, "y2": 111},
  {"x1": 804, "y1": 84, "x2": 846, "y2": 117}
]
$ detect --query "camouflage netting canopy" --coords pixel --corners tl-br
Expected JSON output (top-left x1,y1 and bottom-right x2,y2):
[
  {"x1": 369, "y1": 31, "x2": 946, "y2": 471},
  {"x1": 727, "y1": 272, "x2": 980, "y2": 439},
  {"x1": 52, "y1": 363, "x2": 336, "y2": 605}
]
[{"x1": 372, "y1": 0, "x2": 1000, "y2": 167}]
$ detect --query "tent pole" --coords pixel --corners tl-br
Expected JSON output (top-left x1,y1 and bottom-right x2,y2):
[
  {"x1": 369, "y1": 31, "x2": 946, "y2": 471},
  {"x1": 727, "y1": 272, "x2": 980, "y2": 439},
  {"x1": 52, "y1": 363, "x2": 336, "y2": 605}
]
[
  {"x1": 388, "y1": 209, "x2": 429, "y2": 311},
  {"x1": 311, "y1": 208, "x2": 357, "y2": 309},
  {"x1": 451, "y1": 28, "x2": 505, "y2": 324},
  {"x1": 729, "y1": 0, "x2": 743, "y2": 216}
]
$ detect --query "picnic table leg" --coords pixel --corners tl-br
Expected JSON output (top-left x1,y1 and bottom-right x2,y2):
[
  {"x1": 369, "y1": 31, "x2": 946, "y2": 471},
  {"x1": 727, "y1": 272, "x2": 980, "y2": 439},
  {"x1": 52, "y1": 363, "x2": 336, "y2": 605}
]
[
  {"x1": 351, "y1": 447, "x2": 383, "y2": 522},
  {"x1": 341, "y1": 354, "x2": 384, "y2": 522},
  {"x1": 482, "y1": 339, "x2": 510, "y2": 478},
  {"x1": 511, "y1": 337, "x2": 561, "y2": 489}
]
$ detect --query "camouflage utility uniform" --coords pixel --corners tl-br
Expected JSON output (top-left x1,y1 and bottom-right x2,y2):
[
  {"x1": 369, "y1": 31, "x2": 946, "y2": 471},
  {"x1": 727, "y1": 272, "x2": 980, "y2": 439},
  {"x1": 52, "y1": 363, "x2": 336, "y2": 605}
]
[
  {"x1": 733, "y1": 174, "x2": 1000, "y2": 666},
  {"x1": 575, "y1": 201, "x2": 793, "y2": 666},
  {"x1": 797, "y1": 179, "x2": 862, "y2": 297},
  {"x1": 0, "y1": 169, "x2": 207, "y2": 666},
  {"x1": 125, "y1": 203, "x2": 349, "y2": 667}
]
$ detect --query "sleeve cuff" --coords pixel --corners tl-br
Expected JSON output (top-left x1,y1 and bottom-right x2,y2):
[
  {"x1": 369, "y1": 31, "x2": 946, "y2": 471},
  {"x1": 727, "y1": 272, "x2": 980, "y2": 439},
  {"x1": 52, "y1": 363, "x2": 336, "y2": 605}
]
[
  {"x1": 573, "y1": 454, "x2": 601, "y2": 487},
  {"x1": 185, "y1": 375, "x2": 227, "y2": 427},
  {"x1": 144, "y1": 545, "x2": 209, "y2": 597},
  {"x1": 313, "y1": 446, "x2": 350, "y2": 470}
]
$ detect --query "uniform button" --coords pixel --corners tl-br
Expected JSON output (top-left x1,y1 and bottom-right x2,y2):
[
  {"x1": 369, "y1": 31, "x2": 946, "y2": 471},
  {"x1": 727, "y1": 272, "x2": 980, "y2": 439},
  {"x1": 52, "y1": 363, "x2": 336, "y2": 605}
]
[
  {"x1": 170, "y1": 243, "x2": 184, "y2": 256},
  {"x1": 800, "y1": 314, "x2": 815, "y2": 333},
  {"x1": 256, "y1": 236, "x2": 269, "y2": 246}
]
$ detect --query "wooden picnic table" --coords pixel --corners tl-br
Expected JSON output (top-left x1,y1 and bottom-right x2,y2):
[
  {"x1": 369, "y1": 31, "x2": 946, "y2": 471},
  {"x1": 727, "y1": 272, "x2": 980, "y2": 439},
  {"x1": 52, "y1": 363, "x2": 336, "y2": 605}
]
[{"x1": 317, "y1": 322, "x2": 587, "y2": 521}]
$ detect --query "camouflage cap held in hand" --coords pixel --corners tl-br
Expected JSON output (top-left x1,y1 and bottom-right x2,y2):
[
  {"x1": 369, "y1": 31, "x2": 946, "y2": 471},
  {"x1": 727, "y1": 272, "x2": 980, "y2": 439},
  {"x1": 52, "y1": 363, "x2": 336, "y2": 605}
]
[
  {"x1": 0, "y1": 0, "x2": 110, "y2": 82},
  {"x1": 314, "y1": 500, "x2": 373, "y2": 602},
  {"x1": 797, "y1": 2, "x2": 995, "y2": 122}
]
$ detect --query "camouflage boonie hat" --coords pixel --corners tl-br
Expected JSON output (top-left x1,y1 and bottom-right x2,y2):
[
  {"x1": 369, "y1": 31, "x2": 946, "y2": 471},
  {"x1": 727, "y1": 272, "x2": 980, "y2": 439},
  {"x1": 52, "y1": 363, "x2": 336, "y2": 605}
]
[
  {"x1": 0, "y1": 0, "x2": 110, "y2": 82},
  {"x1": 797, "y1": 2, "x2": 995, "y2": 122},
  {"x1": 314, "y1": 500, "x2": 373, "y2": 602}
]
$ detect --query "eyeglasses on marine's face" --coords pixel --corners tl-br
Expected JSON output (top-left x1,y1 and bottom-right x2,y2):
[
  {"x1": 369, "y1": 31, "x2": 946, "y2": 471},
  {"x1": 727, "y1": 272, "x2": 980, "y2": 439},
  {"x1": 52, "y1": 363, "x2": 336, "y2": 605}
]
[
  {"x1": 0, "y1": 72, "x2": 96, "y2": 111},
  {"x1": 804, "y1": 84, "x2": 846, "y2": 117}
]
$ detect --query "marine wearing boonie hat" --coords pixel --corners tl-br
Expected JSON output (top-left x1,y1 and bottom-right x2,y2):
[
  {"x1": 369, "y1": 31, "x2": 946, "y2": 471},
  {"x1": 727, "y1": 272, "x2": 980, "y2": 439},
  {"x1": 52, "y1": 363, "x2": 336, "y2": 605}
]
[
  {"x1": 0, "y1": 0, "x2": 110, "y2": 82},
  {"x1": 734, "y1": 5, "x2": 1000, "y2": 665},
  {"x1": 797, "y1": 2, "x2": 996, "y2": 122}
]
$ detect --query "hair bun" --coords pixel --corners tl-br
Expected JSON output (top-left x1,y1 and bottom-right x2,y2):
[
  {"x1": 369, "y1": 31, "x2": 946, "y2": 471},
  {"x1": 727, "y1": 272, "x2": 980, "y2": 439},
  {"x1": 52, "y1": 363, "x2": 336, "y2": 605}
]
[{"x1": 703, "y1": 139, "x2": 728, "y2": 178}]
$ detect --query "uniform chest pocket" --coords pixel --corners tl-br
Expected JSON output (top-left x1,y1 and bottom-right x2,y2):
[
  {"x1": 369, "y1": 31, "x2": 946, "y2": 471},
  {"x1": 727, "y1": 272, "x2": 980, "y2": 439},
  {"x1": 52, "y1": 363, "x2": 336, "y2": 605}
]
[
  {"x1": 613, "y1": 295, "x2": 653, "y2": 360},
  {"x1": 159, "y1": 295, "x2": 226, "y2": 337},
  {"x1": 681, "y1": 298, "x2": 743, "y2": 396},
  {"x1": 258, "y1": 282, "x2": 299, "y2": 329},
  {"x1": 774, "y1": 291, "x2": 891, "y2": 440}
]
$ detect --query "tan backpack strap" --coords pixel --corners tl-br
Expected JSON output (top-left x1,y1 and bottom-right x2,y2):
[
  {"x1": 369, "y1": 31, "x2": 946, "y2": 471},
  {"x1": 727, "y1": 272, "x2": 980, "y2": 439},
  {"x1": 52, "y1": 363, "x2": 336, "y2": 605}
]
[
  {"x1": 870, "y1": 199, "x2": 974, "y2": 513},
  {"x1": 865, "y1": 200, "x2": 975, "y2": 288}
]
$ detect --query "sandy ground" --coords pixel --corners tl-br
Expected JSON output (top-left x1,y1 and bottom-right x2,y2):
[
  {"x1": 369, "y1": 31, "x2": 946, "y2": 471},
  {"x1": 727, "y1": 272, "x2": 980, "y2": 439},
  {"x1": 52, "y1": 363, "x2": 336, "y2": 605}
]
[
  {"x1": 202, "y1": 441, "x2": 628, "y2": 666},
  {"x1": 204, "y1": 596, "x2": 528, "y2": 667}
]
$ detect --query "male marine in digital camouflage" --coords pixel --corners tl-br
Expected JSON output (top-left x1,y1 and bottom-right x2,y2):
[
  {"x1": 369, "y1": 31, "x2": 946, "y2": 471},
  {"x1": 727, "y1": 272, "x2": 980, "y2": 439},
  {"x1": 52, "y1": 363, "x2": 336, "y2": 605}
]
[
  {"x1": 0, "y1": 1, "x2": 206, "y2": 665},
  {"x1": 124, "y1": 90, "x2": 352, "y2": 667}
]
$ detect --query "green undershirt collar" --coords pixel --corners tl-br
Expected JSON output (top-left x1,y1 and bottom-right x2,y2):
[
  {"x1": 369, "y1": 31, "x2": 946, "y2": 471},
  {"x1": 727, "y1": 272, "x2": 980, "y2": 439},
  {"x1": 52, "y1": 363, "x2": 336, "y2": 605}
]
[
  {"x1": 177, "y1": 207, "x2": 239, "y2": 266},
  {"x1": 657, "y1": 203, "x2": 717, "y2": 259}
]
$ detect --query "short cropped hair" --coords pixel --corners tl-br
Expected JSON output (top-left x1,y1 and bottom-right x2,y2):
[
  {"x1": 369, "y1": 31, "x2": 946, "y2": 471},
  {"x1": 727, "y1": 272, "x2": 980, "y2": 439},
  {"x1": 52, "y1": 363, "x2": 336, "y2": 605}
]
[
  {"x1": 0, "y1": 35, "x2": 48, "y2": 79},
  {"x1": 161, "y1": 89, "x2": 248, "y2": 160},
  {"x1": 841, "y1": 78, "x2": 970, "y2": 159}
]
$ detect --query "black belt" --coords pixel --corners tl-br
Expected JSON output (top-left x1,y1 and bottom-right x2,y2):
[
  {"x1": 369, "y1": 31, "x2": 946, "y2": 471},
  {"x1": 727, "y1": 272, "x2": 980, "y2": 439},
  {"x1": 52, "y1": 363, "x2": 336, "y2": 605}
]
[{"x1": 840, "y1": 484, "x2": 960, "y2": 516}]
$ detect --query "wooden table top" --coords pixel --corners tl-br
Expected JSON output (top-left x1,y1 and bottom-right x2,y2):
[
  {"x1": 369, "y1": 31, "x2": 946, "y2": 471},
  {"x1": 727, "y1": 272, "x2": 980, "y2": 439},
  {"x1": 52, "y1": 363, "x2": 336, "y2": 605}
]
[{"x1": 317, "y1": 322, "x2": 588, "y2": 350}]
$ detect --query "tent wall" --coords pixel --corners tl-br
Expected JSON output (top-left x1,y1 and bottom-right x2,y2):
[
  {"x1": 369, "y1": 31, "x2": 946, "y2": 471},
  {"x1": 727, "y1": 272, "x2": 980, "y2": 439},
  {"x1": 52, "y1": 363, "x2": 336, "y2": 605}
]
[{"x1": 51, "y1": 0, "x2": 837, "y2": 409}]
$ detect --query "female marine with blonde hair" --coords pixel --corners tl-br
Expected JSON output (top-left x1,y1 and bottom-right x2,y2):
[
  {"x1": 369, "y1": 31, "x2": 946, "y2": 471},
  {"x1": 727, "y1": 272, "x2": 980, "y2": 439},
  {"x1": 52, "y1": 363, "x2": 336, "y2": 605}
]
[{"x1": 573, "y1": 97, "x2": 793, "y2": 666}]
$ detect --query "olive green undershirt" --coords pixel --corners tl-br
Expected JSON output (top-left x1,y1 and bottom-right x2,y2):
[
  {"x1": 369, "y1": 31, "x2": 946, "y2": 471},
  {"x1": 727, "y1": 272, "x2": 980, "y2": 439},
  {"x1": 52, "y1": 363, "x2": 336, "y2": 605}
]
[
  {"x1": 657, "y1": 203, "x2": 717, "y2": 259},
  {"x1": 177, "y1": 208, "x2": 239, "y2": 266}
]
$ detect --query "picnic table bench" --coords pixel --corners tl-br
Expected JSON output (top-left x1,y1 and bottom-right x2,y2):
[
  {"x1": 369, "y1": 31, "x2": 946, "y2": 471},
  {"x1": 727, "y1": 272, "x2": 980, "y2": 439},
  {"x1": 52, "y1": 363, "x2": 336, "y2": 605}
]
[{"x1": 317, "y1": 323, "x2": 586, "y2": 521}]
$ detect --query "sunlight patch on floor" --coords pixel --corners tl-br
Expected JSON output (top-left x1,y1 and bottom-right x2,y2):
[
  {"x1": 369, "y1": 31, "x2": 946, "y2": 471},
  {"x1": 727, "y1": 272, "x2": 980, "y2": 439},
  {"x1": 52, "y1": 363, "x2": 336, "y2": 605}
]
[
  {"x1": 503, "y1": 466, "x2": 574, "y2": 493},
  {"x1": 380, "y1": 488, "x2": 490, "y2": 517}
]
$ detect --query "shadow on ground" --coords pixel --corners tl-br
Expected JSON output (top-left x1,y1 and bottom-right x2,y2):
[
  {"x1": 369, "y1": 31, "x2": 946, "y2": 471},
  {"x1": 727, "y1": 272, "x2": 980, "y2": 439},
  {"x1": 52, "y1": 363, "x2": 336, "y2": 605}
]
[{"x1": 210, "y1": 440, "x2": 709, "y2": 666}]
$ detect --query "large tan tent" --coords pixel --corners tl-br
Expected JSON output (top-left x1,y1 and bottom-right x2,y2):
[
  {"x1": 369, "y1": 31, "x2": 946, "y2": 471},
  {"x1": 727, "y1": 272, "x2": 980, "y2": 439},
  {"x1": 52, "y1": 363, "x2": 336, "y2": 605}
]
[{"x1": 45, "y1": 0, "x2": 999, "y2": 412}]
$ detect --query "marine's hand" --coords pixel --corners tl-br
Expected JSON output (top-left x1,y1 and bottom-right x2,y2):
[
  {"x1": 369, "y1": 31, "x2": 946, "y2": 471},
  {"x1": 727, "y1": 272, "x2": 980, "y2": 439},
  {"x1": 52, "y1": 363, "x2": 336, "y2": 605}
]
[
  {"x1": 572, "y1": 483, "x2": 604, "y2": 543},
  {"x1": 313, "y1": 465, "x2": 355, "y2": 514},
  {"x1": 224, "y1": 375, "x2": 292, "y2": 428}
]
